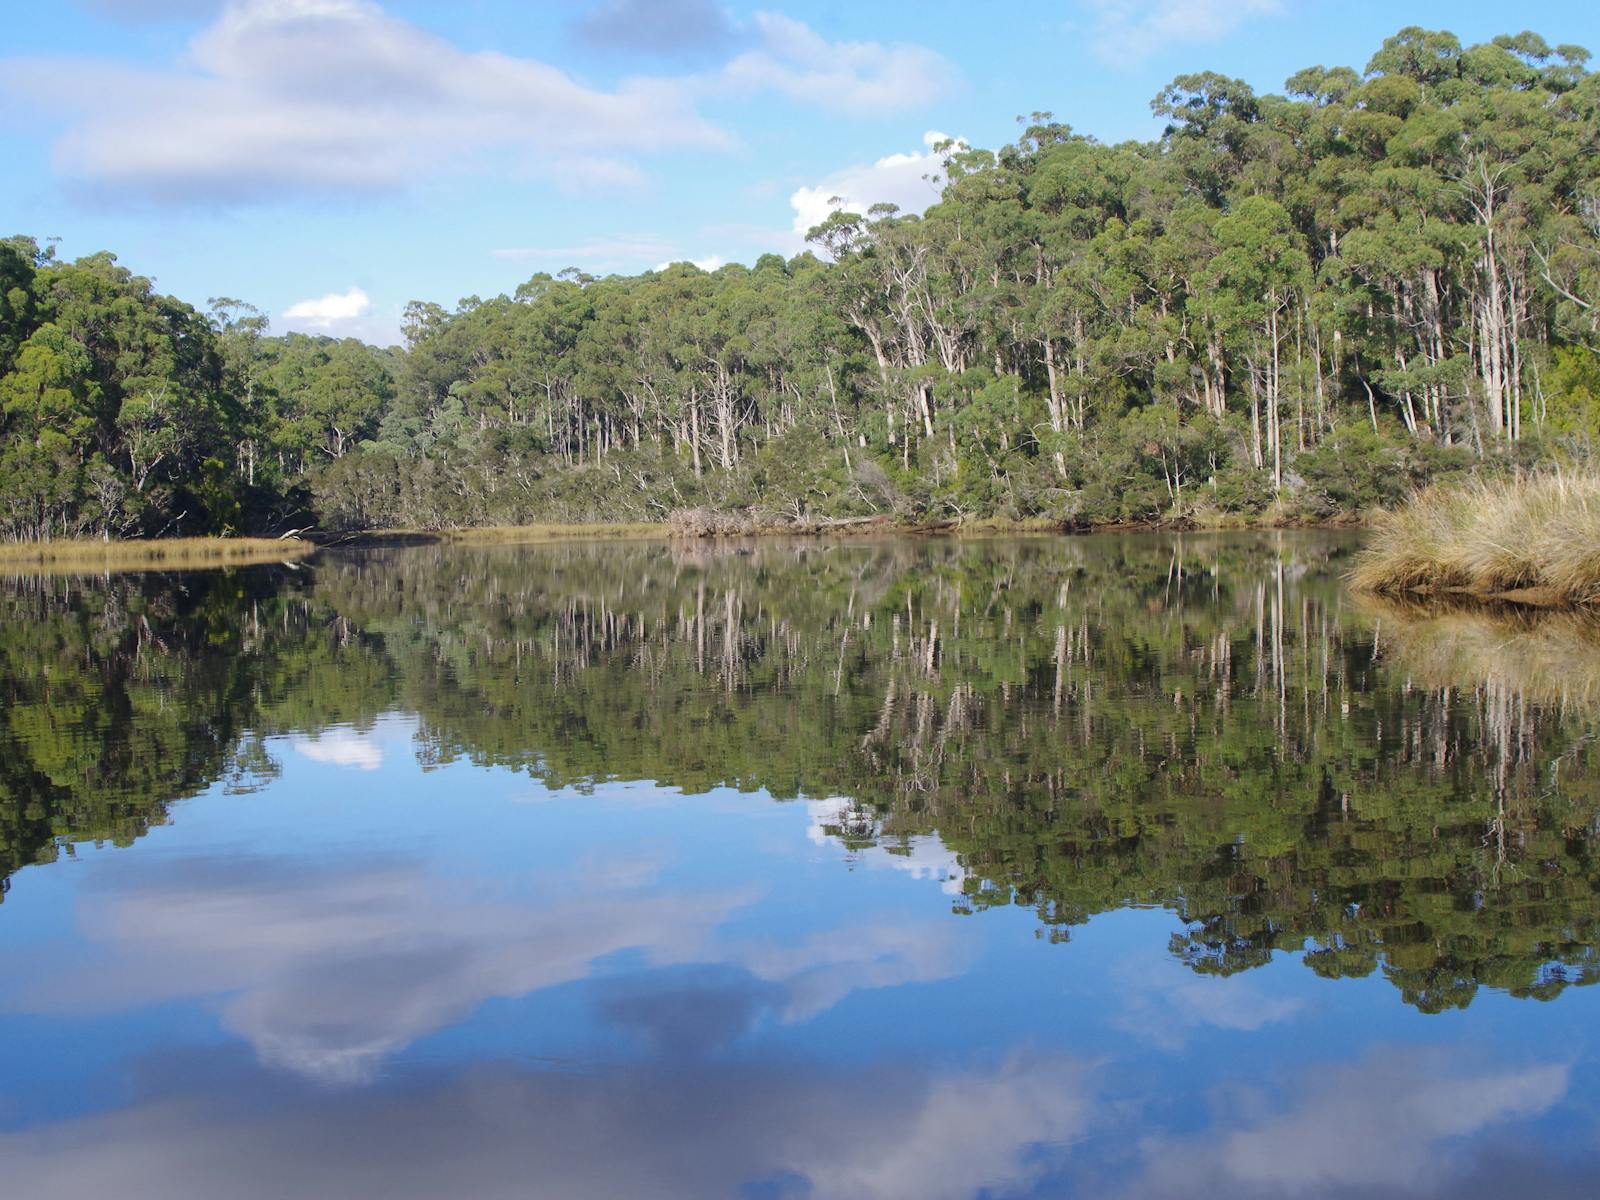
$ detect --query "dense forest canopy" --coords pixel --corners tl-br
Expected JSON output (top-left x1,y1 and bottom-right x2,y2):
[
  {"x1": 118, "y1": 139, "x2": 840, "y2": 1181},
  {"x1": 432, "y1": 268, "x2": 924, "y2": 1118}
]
[{"x1": 5, "y1": 26, "x2": 1600, "y2": 539}]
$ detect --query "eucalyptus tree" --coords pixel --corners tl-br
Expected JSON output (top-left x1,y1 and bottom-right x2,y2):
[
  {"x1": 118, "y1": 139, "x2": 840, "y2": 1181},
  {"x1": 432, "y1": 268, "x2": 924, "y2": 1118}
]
[{"x1": 8, "y1": 25, "x2": 1600, "y2": 536}]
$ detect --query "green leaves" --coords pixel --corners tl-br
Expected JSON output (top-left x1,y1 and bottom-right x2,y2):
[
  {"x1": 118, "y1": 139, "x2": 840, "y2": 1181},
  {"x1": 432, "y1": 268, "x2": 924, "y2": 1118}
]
[{"x1": 5, "y1": 25, "x2": 1599, "y2": 538}]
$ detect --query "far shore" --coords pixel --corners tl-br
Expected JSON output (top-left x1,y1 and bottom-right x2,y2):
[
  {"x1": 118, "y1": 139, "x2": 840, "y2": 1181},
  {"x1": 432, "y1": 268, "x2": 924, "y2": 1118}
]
[{"x1": 1, "y1": 511, "x2": 1370, "y2": 575}]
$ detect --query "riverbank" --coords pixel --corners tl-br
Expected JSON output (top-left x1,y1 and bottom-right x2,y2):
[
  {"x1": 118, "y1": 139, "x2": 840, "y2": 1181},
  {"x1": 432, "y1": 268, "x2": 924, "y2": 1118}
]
[
  {"x1": 1350, "y1": 474, "x2": 1600, "y2": 607},
  {"x1": 660, "y1": 507, "x2": 1364, "y2": 538},
  {"x1": 1, "y1": 511, "x2": 1367, "y2": 574},
  {"x1": 0, "y1": 536, "x2": 316, "y2": 573},
  {"x1": 314, "y1": 521, "x2": 669, "y2": 549}
]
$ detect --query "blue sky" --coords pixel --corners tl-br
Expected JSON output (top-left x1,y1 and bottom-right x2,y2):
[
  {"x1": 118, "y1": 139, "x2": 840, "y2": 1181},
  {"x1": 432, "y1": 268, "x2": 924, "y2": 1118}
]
[{"x1": 4, "y1": 0, "x2": 1598, "y2": 345}]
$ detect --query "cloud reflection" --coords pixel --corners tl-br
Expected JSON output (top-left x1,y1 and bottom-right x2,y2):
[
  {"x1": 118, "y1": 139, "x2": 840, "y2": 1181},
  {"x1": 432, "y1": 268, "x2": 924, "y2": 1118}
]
[
  {"x1": 0, "y1": 1041, "x2": 1585, "y2": 1200},
  {"x1": 290, "y1": 726, "x2": 386, "y2": 771},
  {"x1": 0, "y1": 1049, "x2": 1092, "y2": 1200},
  {"x1": 1108, "y1": 956, "x2": 1304, "y2": 1049},
  {"x1": 806, "y1": 797, "x2": 968, "y2": 895},
  {"x1": 1130, "y1": 1049, "x2": 1574, "y2": 1199},
  {"x1": 6, "y1": 852, "x2": 963, "y2": 1083}
]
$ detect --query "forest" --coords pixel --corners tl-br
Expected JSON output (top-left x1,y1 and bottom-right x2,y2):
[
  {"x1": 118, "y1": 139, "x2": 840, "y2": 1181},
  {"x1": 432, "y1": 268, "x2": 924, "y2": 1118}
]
[{"x1": 4, "y1": 26, "x2": 1600, "y2": 540}]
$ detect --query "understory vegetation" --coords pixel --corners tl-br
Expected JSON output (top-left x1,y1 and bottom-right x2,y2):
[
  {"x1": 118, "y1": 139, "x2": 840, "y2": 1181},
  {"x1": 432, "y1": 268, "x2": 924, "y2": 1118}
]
[{"x1": 5, "y1": 26, "x2": 1600, "y2": 538}]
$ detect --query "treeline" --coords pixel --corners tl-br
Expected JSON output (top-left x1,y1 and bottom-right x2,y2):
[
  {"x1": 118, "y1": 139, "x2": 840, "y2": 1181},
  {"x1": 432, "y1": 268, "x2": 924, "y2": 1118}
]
[
  {"x1": 6, "y1": 536, "x2": 1600, "y2": 1012},
  {"x1": 0, "y1": 237, "x2": 399, "y2": 540},
  {"x1": 6, "y1": 26, "x2": 1600, "y2": 539}
]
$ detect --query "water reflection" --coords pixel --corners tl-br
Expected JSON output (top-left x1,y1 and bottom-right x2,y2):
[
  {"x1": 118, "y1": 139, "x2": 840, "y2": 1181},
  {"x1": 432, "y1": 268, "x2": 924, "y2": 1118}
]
[
  {"x1": 13, "y1": 840, "x2": 970, "y2": 1083},
  {"x1": 0, "y1": 1040, "x2": 1587, "y2": 1200},
  {"x1": 0, "y1": 1047, "x2": 1105, "y2": 1200},
  {"x1": 1132, "y1": 1050, "x2": 1579, "y2": 1200},
  {"x1": 2, "y1": 534, "x2": 1600, "y2": 1197},
  {"x1": 19, "y1": 849, "x2": 747, "y2": 1083},
  {"x1": 4, "y1": 535, "x2": 1600, "y2": 1009}
]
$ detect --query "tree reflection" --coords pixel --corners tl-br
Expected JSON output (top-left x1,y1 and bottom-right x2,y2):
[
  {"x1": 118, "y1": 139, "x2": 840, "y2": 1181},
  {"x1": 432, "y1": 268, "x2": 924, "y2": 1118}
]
[{"x1": 4, "y1": 533, "x2": 1598, "y2": 1011}]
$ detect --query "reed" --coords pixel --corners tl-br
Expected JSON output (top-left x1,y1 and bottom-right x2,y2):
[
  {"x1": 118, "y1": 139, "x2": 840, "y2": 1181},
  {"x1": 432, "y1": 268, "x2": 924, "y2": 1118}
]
[
  {"x1": 1349, "y1": 473, "x2": 1600, "y2": 605},
  {"x1": 0, "y1": 536, "x2": 316, "y2": 573}
]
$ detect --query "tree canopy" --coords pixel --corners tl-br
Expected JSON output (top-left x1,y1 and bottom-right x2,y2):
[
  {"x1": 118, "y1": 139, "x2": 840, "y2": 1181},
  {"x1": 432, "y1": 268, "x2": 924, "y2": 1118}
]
[{"x1": 4, "y1": 27, "x2": 1600, "y2": 538}]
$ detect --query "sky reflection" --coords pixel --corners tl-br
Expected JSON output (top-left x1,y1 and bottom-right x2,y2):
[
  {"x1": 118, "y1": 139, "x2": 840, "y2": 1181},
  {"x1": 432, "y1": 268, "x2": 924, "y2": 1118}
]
[
  {"x1": 4, "y1": 537, "x2": 1600, "y2": 1197},
  {"x1": 1, "y1": 768, "x2": 1593, "y2": 1199}
]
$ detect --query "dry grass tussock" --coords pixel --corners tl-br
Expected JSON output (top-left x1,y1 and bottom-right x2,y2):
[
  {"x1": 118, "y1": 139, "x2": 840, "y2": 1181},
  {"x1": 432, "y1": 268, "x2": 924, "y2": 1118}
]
[
  {"x1": 1349, "y1": 473, "x2": 1600, "y2": 604},
  {"x1": 0, "y1": 536, "x2": 316, "y2": 574},
  {"x1": 1356, "y1": 593, "x2": 1600, "y2": 709}
]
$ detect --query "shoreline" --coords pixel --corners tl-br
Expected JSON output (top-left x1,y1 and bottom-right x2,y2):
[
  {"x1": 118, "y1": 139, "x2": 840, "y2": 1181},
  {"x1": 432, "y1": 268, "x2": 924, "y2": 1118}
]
[
  {"x1": 316, "y1": 512, "x2": 1367, "y2": 548},
  {"x1": 1, "y1": 513, "x2": 1368, "y2": 574},
  {"x1": 0, "y1": 536, "x2": 317, "y2": 573}
]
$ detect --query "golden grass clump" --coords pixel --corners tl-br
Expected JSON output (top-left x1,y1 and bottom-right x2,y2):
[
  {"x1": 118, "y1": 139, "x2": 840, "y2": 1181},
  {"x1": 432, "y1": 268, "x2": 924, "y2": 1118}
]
[
  {"x1": 1349, "y1": 473, "x2": 1600, "y2": 605},
  {"x1": 0, "y1": 536, "x2": 315, "y2": 574}
]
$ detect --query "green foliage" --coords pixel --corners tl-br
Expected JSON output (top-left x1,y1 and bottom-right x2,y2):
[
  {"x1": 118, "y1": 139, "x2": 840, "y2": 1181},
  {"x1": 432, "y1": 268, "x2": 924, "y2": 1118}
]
[
  {"x1": 6, "y1": 536, "x2": 1600, "y2": 1014},
  {"x1": 1294, "y1": 422, "x2": 1470, "y2": 513},
  {"x1": 5, "y1": 25, "x2": 1599, "y2": 536},
  {"x1": 1544, "y1": 346, "x2": 1600, "y2": 442}
]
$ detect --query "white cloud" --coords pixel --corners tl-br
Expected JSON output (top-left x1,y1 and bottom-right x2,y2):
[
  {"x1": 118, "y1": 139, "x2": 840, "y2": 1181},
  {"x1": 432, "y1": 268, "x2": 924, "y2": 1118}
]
[
  {"x1": 573, "y1": 0, "x2": 739, "y2": 59},
  {"x1": 290, "y1": 725, "x2": 383, "y2": 770},
  {"x1": 1083, "y1": 0, "x2": 1285, "y2": 63},
  {"x1": 13, "y1": 3, "x2": 956, "y2": 206},
  {"x1": 789, "y1": 130, "x2": 959, "y2": 238},
  {"x1": 654, "y1": 254, "x2": 727, "y2": 272},
  {"x1": 719, "y1": 11, "x2": 959, "y2": 114},
  {"x1": 281, "y1": 287, "x2": 373, "y2": 329},
  {"x1": 8, "y1": 0, "x2": 727, "y2": 205},
  {"x1": 689, "y1": 129, "x2": 967, "y2": 265}
]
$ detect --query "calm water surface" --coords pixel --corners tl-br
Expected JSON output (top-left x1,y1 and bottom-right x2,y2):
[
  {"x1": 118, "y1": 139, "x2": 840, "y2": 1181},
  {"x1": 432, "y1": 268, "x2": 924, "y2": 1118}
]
[{"x1": 2, "y1": 533, "x2": 1598, "y2": 1198}]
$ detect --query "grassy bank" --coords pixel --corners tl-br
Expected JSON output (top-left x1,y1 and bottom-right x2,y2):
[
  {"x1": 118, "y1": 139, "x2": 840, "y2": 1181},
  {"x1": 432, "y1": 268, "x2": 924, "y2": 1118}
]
[
  {"x1": 0, "y1": 536, "x2": 316, "y2": 573},
  {"x1": 1350, "y1": 474, "x2": 1600, "y2": 606},
  {"x1": 334, "y1": 511, "x2": 1354, "y2": 547},
  {"x1": 319, "y1": 522, "x2": 668, "y2": 549},
  {"x1": 333, "y1": 514, "x2": 1060, "y2": 545}
]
